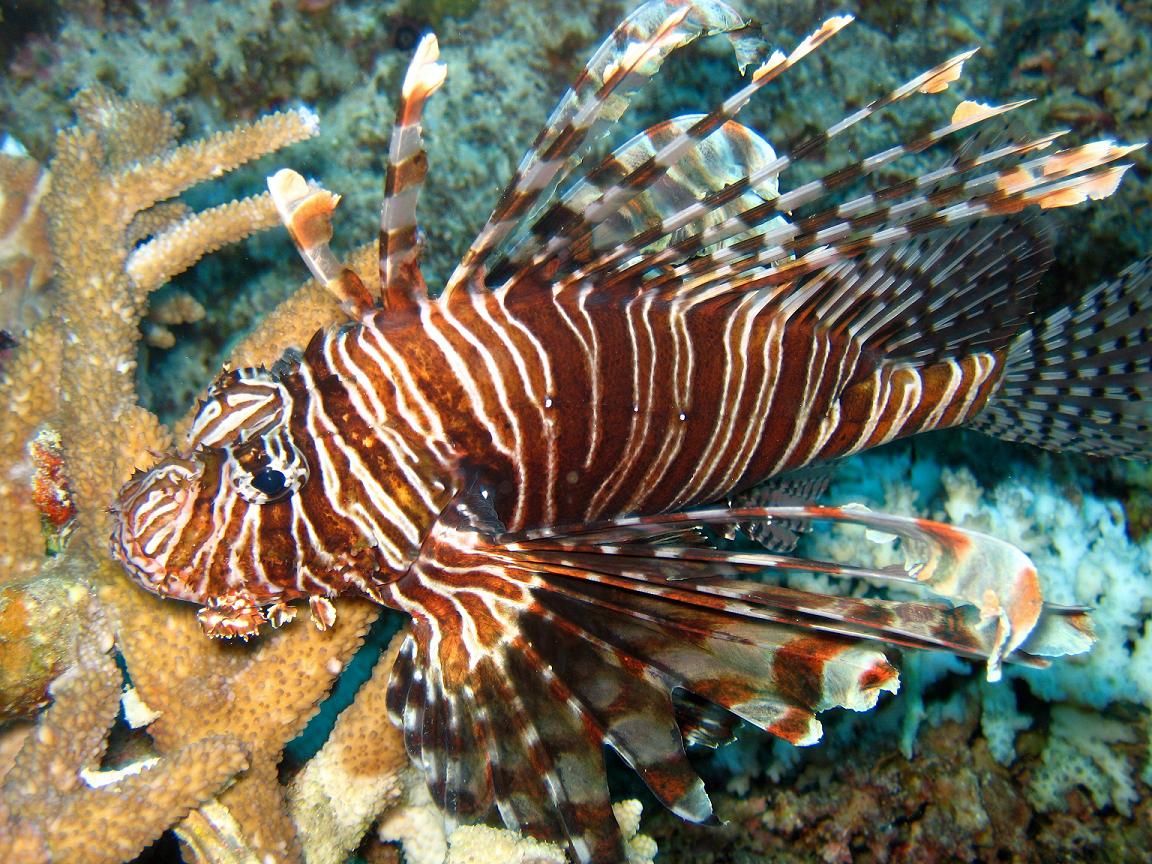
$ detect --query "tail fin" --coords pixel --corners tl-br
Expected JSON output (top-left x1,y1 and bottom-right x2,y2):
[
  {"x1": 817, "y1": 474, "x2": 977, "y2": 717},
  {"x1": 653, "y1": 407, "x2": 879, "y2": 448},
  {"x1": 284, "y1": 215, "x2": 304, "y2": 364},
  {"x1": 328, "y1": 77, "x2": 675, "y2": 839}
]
[{"x1": 970, "y1": 257, "x2": 1152, "y2": 458}]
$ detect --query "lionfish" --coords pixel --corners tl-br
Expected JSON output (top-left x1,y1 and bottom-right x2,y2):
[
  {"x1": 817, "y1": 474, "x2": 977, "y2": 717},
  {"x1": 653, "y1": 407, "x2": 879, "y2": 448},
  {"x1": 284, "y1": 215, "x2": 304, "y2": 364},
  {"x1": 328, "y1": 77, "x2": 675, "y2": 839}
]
[{"x1": 111, "y1": 1, "x2": 1149, "y2": 860}]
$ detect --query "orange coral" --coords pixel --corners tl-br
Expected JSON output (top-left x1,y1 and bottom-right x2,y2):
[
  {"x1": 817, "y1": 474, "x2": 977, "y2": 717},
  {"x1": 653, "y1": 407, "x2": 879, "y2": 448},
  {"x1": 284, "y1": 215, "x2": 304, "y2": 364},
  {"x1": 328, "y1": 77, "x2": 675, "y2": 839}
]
[
  {"x1": 0, "y1": 88, "x2": 407, "y2": 864},
  {"x1": 0, "y1": 152, "x2": 51, "y2": 337}
]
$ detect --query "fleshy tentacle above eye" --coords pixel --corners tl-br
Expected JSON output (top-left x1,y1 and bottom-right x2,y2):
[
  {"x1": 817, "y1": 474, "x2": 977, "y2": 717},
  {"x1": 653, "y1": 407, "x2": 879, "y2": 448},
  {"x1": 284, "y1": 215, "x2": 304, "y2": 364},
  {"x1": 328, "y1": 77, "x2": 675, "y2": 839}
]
[
  {"x1": 188, "y1": 365, "x2": 294, "y2": 449},
  {"x1": 185, "y1": 365, "x2": 311, "y2": 506}
]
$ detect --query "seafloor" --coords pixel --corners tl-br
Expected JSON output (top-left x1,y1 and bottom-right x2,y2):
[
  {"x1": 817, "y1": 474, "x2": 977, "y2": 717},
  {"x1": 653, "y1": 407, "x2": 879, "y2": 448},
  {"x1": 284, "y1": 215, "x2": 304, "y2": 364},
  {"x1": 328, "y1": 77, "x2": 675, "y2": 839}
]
[{"x1": 1, "y1": 0, "x2": 1150, "y2": 862}]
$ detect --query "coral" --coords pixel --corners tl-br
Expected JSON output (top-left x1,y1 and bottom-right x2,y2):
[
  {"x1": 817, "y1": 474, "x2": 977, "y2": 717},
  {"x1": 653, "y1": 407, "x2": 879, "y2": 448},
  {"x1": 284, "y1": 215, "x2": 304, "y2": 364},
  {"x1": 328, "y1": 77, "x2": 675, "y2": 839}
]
[
  {"x1": 612, "y1": 800, "x2": 660, "y2": 864},
  {"x1": 0, "y1": 596, "x2": 250, "y2": 864},
  {"x1": 446, "y1": 825, "x2": 565, "y2": 863},
  {"x1": 287, "y1": 631, "x2": 410, "y2": 864},
  {"x1": 0, "y1": 149, "x2": 51, "y2": 339},
  {"x1": 379, "y1": 789, "x2": 450, "y2": 864},
  {"x1": 932, "y1": 462, "x2": 1152, "y2": 787},
  {"x1": 375, "y1": 796, "x2": 661, "y2": 864},
  {"x1": 980, "y1": 680, "x2": 1032, "y2": 767},
  {"x1": 769, "y1": 444, "x2": 1152, "y2": 860},
  {"x1": 0, "y1": 570, "x2": 85, "y2": 722},
  {"x1": 143, "y1": 290, "x2": 207, "y2": 349},
  {"x1": 1030, "y1": 705, "x2": 1140, "y2": 816},
  {"x1": 0, "y1": 85, "x2": 407, "y2": 863},
  {"x1": 650, "y1": 705, "x2": 1152, "y2": 863}
]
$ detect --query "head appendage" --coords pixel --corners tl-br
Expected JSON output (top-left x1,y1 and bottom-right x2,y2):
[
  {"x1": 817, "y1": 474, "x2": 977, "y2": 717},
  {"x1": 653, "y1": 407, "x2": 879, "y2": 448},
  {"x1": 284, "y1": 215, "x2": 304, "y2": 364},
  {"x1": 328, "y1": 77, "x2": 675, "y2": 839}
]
[{"x1": 267, "y1": 167, "x2": 375, "y2": 319}]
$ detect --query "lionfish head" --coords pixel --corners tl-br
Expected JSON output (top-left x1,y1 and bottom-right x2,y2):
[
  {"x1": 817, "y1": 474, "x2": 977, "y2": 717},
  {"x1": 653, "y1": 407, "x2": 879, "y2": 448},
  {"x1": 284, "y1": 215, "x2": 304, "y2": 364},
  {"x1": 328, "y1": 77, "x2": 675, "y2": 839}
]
[{"x1": 110, "y1": 364, "x2": 315, "y2": 614}]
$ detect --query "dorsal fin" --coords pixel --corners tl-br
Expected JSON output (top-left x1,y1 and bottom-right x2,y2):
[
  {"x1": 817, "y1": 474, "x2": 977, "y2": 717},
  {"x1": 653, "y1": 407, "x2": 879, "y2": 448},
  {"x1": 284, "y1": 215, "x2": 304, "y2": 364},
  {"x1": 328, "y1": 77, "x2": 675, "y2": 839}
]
[
  {"x1": 485, "y1": 116, "x2": 784, "y2": 287},
  {"x1": 442, "y1": 0, "x2": 768, "y2": 302},
  {"x1": 779, "y1": 219, "x2": 1050, "y2": 365},
  {"x1": 379, "y1": 33, "x2": 447, "y2": 315},
  {"x1": 579, "y1": 134, "x2": 1133, "y2": 306},
  {"x1": 493, "y1": 14, "x2": 852, "y2": 299},
  {"x1": 504, "y1": 48, "x2": 984, "y2": 294}
]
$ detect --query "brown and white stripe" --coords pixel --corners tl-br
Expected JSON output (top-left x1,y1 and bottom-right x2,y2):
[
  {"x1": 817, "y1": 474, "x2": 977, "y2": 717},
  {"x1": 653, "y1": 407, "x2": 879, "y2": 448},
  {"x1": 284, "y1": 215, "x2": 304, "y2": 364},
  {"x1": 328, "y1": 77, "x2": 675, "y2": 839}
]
[{"x1": 110, "y1": 1, "x2": 1140, "y2": 860}]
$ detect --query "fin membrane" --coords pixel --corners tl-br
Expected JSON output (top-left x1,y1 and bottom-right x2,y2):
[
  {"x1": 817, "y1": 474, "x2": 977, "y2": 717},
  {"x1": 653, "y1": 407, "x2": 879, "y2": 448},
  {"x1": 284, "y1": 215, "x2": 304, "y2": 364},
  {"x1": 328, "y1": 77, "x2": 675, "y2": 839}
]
[{"x1": 970, "y1": 256, "x2": 1152, "y2": 458}]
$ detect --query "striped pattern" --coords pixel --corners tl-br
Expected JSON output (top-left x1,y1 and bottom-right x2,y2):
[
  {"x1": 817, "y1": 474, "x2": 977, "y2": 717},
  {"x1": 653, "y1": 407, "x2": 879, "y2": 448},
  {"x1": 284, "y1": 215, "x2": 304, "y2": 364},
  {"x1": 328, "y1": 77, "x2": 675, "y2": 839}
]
[
  {"x1": 382, "y1": 492, "x2": 898, "y2": 859},
  {"x1": 971, "y1": 255, "x2": 1152, "y2": 457},
  {"x1": 387, "y1": 221, "x2": 1042, "y2": 536},
  {"x1": 110, "y1": 1, "x2": 1140, "y2": 860},
  {"x1": 379, "y1": 33, "x2": 447, "y2": 314},
  {"x1": 113, "y1": 320, "x2": 460, "y2": 634}
]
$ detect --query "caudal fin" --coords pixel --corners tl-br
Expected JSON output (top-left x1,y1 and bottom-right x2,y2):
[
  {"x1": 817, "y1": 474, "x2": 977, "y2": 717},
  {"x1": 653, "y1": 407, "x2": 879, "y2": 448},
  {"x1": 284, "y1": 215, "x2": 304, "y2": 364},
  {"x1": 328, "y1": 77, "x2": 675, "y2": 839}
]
[{"x1": 970, "y1": 257, "x2": 1152, "y2": 459}]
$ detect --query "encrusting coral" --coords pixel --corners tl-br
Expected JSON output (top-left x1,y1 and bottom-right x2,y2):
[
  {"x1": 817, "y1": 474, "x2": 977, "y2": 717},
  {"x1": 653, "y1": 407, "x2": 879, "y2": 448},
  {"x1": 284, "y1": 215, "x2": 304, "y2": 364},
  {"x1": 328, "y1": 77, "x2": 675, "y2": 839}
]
[
  {"x1": 287, "y1": 630, "x2": 411, "y2": 864},
  {"x1": 0, "y1": 150, "x2": 51, "y2": 340},
  {"x1": 0, "y1": 86, "x2": 422, "y2": 862}
]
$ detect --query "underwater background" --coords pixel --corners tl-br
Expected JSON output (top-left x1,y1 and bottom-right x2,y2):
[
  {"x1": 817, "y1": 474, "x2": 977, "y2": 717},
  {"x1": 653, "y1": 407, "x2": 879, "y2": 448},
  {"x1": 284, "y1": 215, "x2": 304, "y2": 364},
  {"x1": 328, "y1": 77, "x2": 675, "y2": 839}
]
[{"x1": 1, "y1": 0, "x2": 1150, "y2": 862}]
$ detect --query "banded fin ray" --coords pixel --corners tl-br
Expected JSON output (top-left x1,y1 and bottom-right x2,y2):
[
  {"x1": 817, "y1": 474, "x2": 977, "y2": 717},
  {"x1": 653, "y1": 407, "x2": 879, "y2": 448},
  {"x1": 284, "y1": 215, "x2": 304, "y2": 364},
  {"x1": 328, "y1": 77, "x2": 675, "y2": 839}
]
[
  {"x1": 379, "y1": 32, "x2": 447, "y2": 314},
  {"x1": 662, "y1": 143, "x2": 1137, "y2": 302},
  {"x1": 500, "y1": 38, "x2": 977, "y2": 292},
  {"x1": 383, "y1": 491, "x2": 1091, "y2": 862},
  {"x1": 267, "y1": 169, "x2": 375, "y2": 318},
  {"x1": 552, "y1": 111, "x2": 1056, "y2": 295},
  {"x1": 731, "y1": 468, "x2": 831, "y2": 552},
  {"x1": 500, "y1": 501, "x2": 1096, "y2": 679},
  {"x1": 562, "y1": 130, "x2": 1134, "y2": 308},
  {"x1": 776, "y1": 219, "x2": 1049, "y2": 365},
  {"x1": 484, "y1": 115, "x2": 786, "y2": 288},
  {"x1": 492, "y1": 13, "x2": 853, "y2": 294},
  {"x1": 444, "y1": 0, "x2": 768, "y2": 300}
]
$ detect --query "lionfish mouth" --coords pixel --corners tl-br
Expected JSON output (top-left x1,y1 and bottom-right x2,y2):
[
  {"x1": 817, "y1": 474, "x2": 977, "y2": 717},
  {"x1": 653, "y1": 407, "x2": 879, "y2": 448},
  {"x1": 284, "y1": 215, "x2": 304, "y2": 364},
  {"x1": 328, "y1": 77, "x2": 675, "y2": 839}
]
[{"x1": 110, "y1": 455, "x2": 204, "y2": 597}]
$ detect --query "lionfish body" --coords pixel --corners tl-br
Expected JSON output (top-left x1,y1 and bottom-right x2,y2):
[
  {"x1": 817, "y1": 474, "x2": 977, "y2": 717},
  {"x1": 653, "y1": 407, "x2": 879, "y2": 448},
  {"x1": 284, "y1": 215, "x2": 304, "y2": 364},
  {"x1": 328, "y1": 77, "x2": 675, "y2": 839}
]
[{"x1": 112, "y1": 2, "x2": 1150, "y2": 860}]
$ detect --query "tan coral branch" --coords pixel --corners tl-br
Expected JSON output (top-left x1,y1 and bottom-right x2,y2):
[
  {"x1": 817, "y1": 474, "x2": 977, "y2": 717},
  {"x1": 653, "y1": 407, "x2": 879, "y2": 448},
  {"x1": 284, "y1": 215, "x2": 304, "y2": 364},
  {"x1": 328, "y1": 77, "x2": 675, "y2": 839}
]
[
  {"x1": 128, "y1": 192, "x2": 282, "y2": 295},
  {"x1": 0, "y1": 599, "x2": 251, "y2": 864},
  {"x1": 118, "y1": 108, "x2": 320, "y2": 217},
  {"x1": 289, "y1": 629, "x2": 410, "y2": 864}
]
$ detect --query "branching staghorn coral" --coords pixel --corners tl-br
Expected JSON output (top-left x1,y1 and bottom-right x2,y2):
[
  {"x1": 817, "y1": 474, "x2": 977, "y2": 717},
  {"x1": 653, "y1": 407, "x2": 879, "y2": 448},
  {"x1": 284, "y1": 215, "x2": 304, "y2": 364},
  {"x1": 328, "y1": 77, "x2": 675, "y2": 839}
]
[
  {"x1": 0, "y1": 88, "x2": 421, "y2": 862},
  {"x1": 0, "y1": 595, "x2": 250, "y2": 864}
]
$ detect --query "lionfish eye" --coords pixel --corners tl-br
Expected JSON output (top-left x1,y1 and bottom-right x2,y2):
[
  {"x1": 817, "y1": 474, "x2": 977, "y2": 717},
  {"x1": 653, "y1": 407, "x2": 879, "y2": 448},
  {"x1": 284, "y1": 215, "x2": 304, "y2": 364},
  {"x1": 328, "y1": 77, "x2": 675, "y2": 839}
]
[
  {"x1": 251, "y1": 468, "x2": 287, "y2": 497},
  {"x1": 227, "y1": 426, "x2": 308, "y2": 505}
]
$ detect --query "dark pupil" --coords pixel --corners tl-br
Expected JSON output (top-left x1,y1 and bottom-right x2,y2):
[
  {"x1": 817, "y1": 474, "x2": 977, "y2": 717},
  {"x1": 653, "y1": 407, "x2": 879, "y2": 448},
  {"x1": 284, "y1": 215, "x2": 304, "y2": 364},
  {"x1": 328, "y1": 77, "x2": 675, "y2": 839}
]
[{"x1": 252, "y1": 468, "x2": 287, "y2": 497}]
